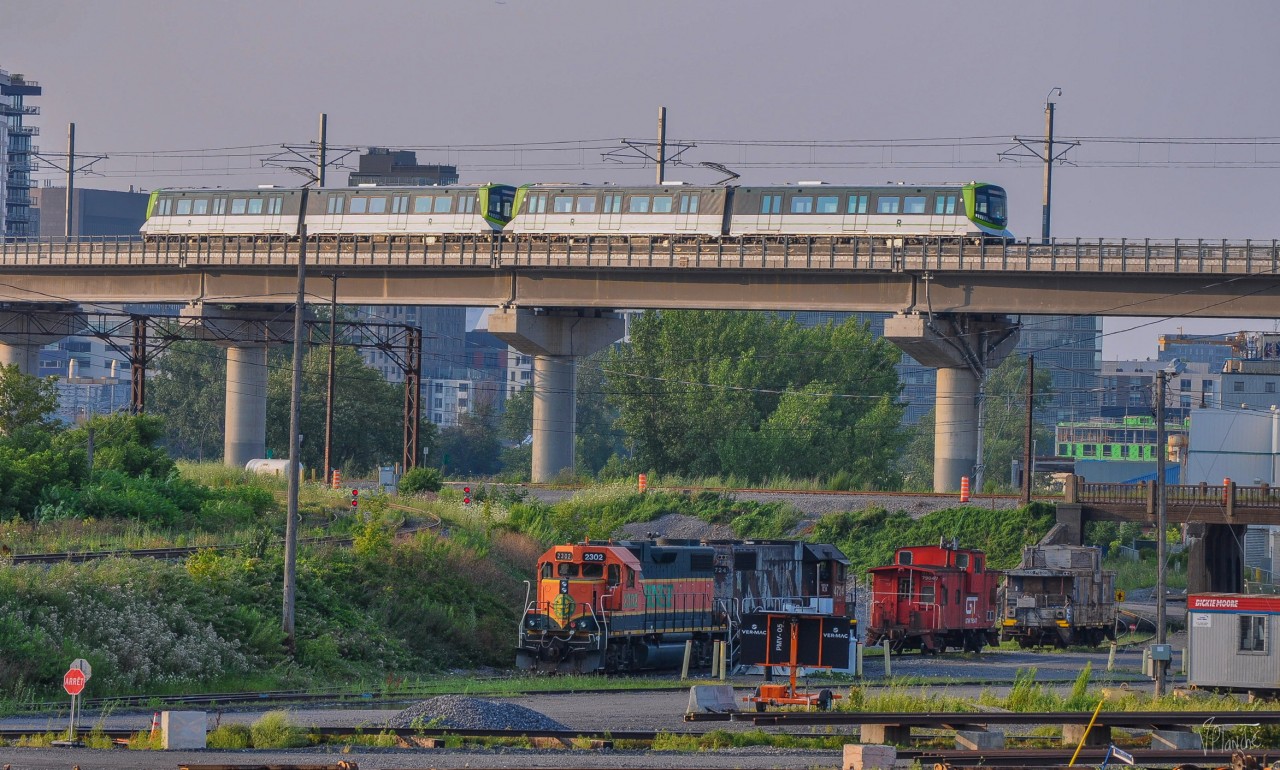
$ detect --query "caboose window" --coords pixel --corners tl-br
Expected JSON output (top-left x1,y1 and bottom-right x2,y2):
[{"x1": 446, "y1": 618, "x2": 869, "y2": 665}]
[
  {"x1": 816, "y1": 196, "x2": 839, "y2": 214},
  {"x1": 847, "y1": 195, "x2": 868, "y2": 214},
  {"x1": 975, "y1": 556, "x2": 984, "y2": 573},
  {"x1": 956, "y1": 553, "x2": 970, "y2": 569},
  {"x1": 327, "y1": 196, "x2": 345, "y2": 215},
  {"x1": 790, "y1": 196, "x2": 813, "y2": 214},
  {"x1": 877, "y1": 197, "x2": 900, "y2": 214},
  {"x1": 575, "y1": 196, "x2": 596, "y2": 213},
  {"x1": 919, "y1": 583, "x2": 935, "y2": 604},
  {"x1": 558, "y1": 563, "x2": 580, "y2": 578},
  {"x1": 652, "y1": 195, "x2": 673, "y2": 213},
  {"x1": 582, "y1": 564, "x2": 604, "y2": 578},
  {"x1": 629, "y1": 196, "x2": 651, "y2": 213},
  {"x1": 368, "y1": 197, "x2": 387, "y2": 214},
  {"x1": 230, "y1": 198, "x2": 246, "y2": 215},
  {"x1": 898, "y1": 550, "x2": 913, "y2": 565},
  {"x1": 553, "y1": 196, "x2": 574, "y2": 213},
  {"x1": 414, "y1": 196, "x2": 433, "y2": 213},
  {"x1": 1240, "y1": 615, "x2": 1267, "y2": 652},
  {"x1": 176, "y1": 199, "x2": 192, "y2": 216},
  {"x1": 192, "y1": 199, "x2": 209, "y2": 215},
  {"x1": 903, "y1": 196, "x2": 926, "y2": 214}
]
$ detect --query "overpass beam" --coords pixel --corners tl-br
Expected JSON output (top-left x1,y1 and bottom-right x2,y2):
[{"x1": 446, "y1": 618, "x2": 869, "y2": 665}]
[
  {"x1": 489, "y1": 308, "x2": 624, "y2": 482},
  {"x1": 0, "y1": 303, "x2": 87, "y2": 376},
  {"x1": 884, "y1": 313, "x2": 1020, "y2": 493},
  {"x1": 180, "y1": 304, "x2": 298, "y2": 468}
]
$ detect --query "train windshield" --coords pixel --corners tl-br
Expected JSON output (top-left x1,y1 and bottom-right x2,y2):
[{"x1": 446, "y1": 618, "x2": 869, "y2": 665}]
[{"x1": 973, "y1": 186, "x2": 1007, "y2": 227}]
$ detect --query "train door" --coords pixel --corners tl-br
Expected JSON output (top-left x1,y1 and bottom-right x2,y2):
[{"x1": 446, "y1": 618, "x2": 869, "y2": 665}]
[
  {"x1": 325, "y1": 192, "x2": 346, "y2": 234},
  {"x1": 842, "y1": 193, "x2": 869, "y2": 233},
  {"x1": 263, "y1": 194, "x2": 285, "y2": 234},
  {"x1": 676, "y1": 192, "x2": 700, "y2": 231},
  {"x1": 601, "y1": 193, "x2": 623, "y2": 230},
  {"x1": 390, "y1": 194, "x2": 410, "y2": 231},
  {"x1": 525, "y1": 192, "x2": 548, "y2": 231},
  {"x1": 930, "y1": 192, "x2": 958, "y2": 234},
  {"x1": 757, "y1": 193, "x2": 782, "y2": 232}
]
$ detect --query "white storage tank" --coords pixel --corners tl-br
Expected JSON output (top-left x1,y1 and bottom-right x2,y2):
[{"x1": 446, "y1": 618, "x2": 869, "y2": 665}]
[{"x1": 245, "y1": 458, "x2": 302, "y2": 477}]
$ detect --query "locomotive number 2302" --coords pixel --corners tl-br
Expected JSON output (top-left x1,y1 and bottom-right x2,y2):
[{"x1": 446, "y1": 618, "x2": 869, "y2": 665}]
[{"x1": 582, "y1": 552, "x2": 606, "y2": 562}]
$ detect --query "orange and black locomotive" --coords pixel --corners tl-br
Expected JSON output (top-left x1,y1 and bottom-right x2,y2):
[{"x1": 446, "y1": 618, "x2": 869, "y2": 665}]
[{"x1": 516, "y1": 539, "x2": 853, "y2": 673}]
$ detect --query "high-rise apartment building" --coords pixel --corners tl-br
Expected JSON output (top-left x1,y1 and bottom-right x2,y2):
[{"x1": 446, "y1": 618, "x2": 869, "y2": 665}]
[{"x1": 0, "y1": 67, "x2": 41, "y2": 238}]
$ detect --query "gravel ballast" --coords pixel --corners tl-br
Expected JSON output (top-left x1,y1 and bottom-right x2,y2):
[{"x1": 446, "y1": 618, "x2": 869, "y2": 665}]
[{"x1": 389, "y1": 694, "x2": 570, "y2": 731}]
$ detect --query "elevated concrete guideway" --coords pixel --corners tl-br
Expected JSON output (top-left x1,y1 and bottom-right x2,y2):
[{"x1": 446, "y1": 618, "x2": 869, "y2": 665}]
[{"x1": 0, "y1": 236, "x2": 1279, "y2": 317}]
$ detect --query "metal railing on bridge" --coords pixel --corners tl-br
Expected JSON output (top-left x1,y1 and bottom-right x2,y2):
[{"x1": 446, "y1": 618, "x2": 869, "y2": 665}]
[
  {"x1": 1064, "y1": 475, "x2": 1280, "y2": 518},
  {"x1": 2, "y1": 235, "x2": 1280, "y2": 276}
]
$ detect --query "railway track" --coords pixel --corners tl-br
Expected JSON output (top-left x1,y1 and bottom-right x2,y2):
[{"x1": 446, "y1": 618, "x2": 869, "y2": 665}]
[{"x1": 691, "y1": 709, "x2": 1280, "y2": 728}]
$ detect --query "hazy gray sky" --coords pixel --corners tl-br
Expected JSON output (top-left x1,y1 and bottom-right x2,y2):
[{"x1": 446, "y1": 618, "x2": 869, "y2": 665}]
[{"x1": 5, "y1": 1, "x2": 1278, "y2": 357}]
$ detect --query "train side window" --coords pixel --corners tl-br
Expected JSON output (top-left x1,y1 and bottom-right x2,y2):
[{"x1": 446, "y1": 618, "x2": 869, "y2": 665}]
[
  {"x1": 919, "y1": 583, "x2": 935, "y2": 604},
  {"x1": 582, "y1": 564, "x2": 604, "y2": 578},
  {"x1": 191, "y1": 199, "x2": 209, "y2": 215},
  {"x1": 607, "y1": 565, "x2": 620, "y2": 586},
  {"x1": 213, "y1": 198, "x2": 226, "y2": 215},
  {"x1": 760, "y1": 195, "x2": 781, "y2": 214},
  {"x1": 847, "y1": 195, "x2": 868, "y2": 214},
  {"x1": 877, "y1": 196, "x2": 900, "y2": 214},
  {"x1": 368, "y1": 197, "x2": 388, "y2": 214},
  {"x1": 626, "y1": 568, "x2": 635, "y2": 588},
  {"x1": 349, "y1": 197, "x2": 367, "y2": 214},
  {"x1": 461, "y1": 195, "x2": 476, "y2": 214},
  {"x1": 898, "y1": 550, "x2": 912, "y2": 565},
  {"x1": 328, "y1": 196, "x2": 345, "y2": 215},
  {"x1": 176, "y1": 199, "x2": 193, "y2": 216},
  {"x1": 790, "y1": 196, "x2": 813, "y2": 214},
  {"x1": 955, "y1": 588, "x2": 961, "y2": 605},
  {"x1": 1240, "y1": 615, "x2": 1267, "y2": 652},
  {"x1": 652, "y1": 195, "x2": 673, "y2": 213},
  {"x1": 897, "y1": 576, "x2": 911, "y2": 600},
  {"x1": 935, "y1": 195, "x2": 957, "y2": 215},
  {"x1": 975, "y1": 556, "x2": 984, "y2": 573},
  {"x1": 414, "y1": 196, "x2": 433, "y2": 213},
  {"x1": 956, "y1": 553, "x2": 970, "y2": 569},
  {"x1": 268, "y1": 197, "x2": 283, "y2": 215},
  {"x1": 903, "y1": 196, "x2": 926, "y2": 214},
  {"x1": 230, "y1": 198, "x2": 246, "y2": 215},
  {"x1": 816, "y1": 196, "x2": 839, "y2": 214},
  {"x1": 558, "y1": 563, "x2": 580, "y2": 578},
  {"x1": 679, "y1": 194, "x2": 699, "y2": 214},
  {"x1": 434, "y1": 197, "x2": 452, "y2": 213},
  {"x1": 156, "y1": 199, "x2": 172, "y2": 215},
  {"x1": 248, "y1": 199, "x2": 264, "y2": 214},
  {"x1": 603, "y1": 194, "x2": 623, "y2": 214},
  {"x1": 541, "y1": 562, "x2": 552, "y2": 579},
  {"x1": 553, "y1": 196, "x2": 574, "y2": 213},
  {"x1": 941, "y1": 587, "x2": 948, "y2": 605},
  {"x1": 629, "y1": 196, "x2": 651, "y2": 213},
  {"x1": 392, "y1": 196, "x2": 410, "y2": 214},
  {"x1": 575, "y1": 196, "x2": 596, "y2": 213}
]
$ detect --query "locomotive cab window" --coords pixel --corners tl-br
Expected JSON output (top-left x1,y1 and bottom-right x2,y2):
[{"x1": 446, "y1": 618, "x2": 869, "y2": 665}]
[
  {"x1": 626, "y1": 567, "x2": 635, "y2": 588},
  {"x1": 540, "y1": 563, "x2": 552, "y2": 579},
  {"x1": 582, "y1": 564, "x2": 604, "y2": 578},
  {"x1": 607, "y1": 565, "x2": 620, "y2": 586},
  {"x1": 1240, "y1": 615, "x2": 1267, "y2": 653},
  {"x1": 558, "y1": 563, "x2": 580, "y2": 578}
]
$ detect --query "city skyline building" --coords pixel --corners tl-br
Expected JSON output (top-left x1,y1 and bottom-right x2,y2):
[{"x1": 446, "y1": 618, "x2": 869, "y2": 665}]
[{"x1": 0, "y1": 66, "x2": 41, "y2": 238}]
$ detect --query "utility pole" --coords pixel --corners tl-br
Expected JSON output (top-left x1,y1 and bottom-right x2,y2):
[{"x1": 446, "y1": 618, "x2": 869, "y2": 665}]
[
  {"x1": 1154, "y1": 371, "x2": 1168, "y2": 697},
  {"x1": 317, "y1": 113, "x2": 327, "y2": 188},
  {"x1": 323, "y1": 274, "x2": 338, "y2": 485},
  {"x1": 1041, "y1": 95, "x2": 1056, "y2": 244},
  {"x1": 65, "y1": 123, "x2": 75, "y2": 238},
  {"x1": 974, "y1": 374, "x2": 987, "y2": 495},
  {"x1": 283, "y1": 223, "x2": 308, "y2": 654},
  {"x1": 1022, "y1": 355, "x2": 1035, "y2": 505},
  {"x1": 656, "y1": 106, "x2": 667, "y2": 184}
]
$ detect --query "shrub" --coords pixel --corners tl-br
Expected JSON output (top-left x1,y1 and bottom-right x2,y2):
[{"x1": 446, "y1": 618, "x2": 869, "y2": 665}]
[
  {"x1": 207, "y1": 723, "x2": 252, "y2": 749},
  {"x1": 398, "y1": 467, "x2": 443, "y2": 495},
  {"x1": 250, "y1": 710, "x2": 309, "y2": 749}
]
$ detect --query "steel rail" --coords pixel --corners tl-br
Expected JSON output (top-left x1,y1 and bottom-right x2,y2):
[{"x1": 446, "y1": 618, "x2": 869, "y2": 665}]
[{"x1": 686, "y1": 709, "x2": 1280, "y2": 728}]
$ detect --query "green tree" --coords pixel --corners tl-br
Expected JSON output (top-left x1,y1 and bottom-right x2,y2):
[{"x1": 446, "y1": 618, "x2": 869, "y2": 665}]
[
  {"x1": 603, "y1": 311, "x2": 905, "y2": 485},
  {"x1": 56, "y1": 413, "x2": 176, "y2": 478},
  {"x1": 266, "y1": 347, "x2": 435, "y2": 475},
  {"x1": 899, "y1": 354, "x2": 1054, "y2": 491},
  {"x1": 0, "y1": 363, "x2": 60, "y2": 438},
  {"x1": 438, "y1": 404, "x2": 501, "y2": 476},
  {"x1": 147, "y1": 341, "x2": 226, "y2": 461}
]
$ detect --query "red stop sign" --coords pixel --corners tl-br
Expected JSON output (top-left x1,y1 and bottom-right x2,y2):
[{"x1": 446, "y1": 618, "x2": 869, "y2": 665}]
[{"x1": 63, "y1": 669, "x2": 86, "y2": 695}]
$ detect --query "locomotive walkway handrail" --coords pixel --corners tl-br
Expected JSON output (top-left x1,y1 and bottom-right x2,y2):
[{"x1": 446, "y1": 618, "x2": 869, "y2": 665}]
[{"x1": 2, "y1": 235, "x2": 1280, "y2": 275}]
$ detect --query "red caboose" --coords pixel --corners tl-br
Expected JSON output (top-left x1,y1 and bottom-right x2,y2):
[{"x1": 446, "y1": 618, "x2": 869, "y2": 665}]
[{"x1": 865, "y1": 543, "x2": 1000, "y2": 654}]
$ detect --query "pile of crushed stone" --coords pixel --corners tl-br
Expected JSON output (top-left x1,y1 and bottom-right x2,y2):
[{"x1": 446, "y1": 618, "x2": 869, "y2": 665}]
[
  {"x1": 618, "y1": 513, "x2": 736, "y2": 541},
  {"x1": 388, "y1": 694, "x2": 569, "y2": 731}
]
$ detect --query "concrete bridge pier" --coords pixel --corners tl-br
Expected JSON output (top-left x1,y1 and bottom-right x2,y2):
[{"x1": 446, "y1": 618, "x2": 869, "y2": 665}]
[
  {"x1": 489, "y1": 308, "x2": 624, "y2": 482},
  {"x1": 0, "y1": 303, "x2": 87, "y2": 375},
  {"x1": 884, "y1": 312, "x2": 1020, "y2": 493},
  {"x1": 1186, "y1": 523, "x2": 1245, "y2": 594},
  {"x1": 180, "y1": 304, "x2": 299, "y2": 468}
]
